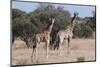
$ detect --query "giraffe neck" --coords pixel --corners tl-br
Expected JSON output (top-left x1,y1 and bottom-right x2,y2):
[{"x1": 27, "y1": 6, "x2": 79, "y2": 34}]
[
  {"x1": 48, "y1": 18, "x2": 55, "y2": 33},
  {"x1": 69, "y1": 14, "x2": 77, "y2": 31},
  {"x1": 72, "y1": 19, "x2": 76, "y2": 27},
  {"x1": 65, "y1": 18, "x2": 76, "y2": 33}
]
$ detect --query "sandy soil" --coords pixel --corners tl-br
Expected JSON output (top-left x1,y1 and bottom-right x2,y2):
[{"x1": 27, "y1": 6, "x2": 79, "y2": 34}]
[{"x1": 12, "y1": 39, "x2": 96, "y2": 65}]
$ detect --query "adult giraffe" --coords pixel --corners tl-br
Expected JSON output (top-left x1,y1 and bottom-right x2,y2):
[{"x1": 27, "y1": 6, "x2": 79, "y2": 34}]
[
  {"x1": 31, "y1": 17, "x2": 55, "y2": 59},
  {"x1": 57, "y1": 12, "x2": 78, "y2": 55}
]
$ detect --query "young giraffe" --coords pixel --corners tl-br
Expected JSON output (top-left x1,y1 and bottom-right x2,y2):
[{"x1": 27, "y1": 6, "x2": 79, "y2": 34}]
[
  {"x1": 31, "y1": 17, "x2": 55, "y2": 59},
  {"x1": 57, "y1": 13, "x2": 78, "y2": 55}
]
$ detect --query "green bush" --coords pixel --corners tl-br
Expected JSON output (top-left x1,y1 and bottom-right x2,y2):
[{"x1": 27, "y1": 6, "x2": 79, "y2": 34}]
[
  {"x1": 73, "y1": 23, "x2": 93, "y2": 38},
  {"x1": 77, "y1": 57, "x2": 85, "y2": 62}
]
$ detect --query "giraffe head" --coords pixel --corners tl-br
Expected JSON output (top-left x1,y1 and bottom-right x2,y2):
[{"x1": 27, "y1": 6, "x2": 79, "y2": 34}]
[
  {"x1": 49, "y1": 17, "x2": 55, "y2": 24},
  {"x1": 50, "y1": 14, "x2": 57, "y2": 24},
  {"x1": 52, "y1": 18, "x2": 55, "y2": 24},
  {"x1": 70, "y1": 12, "x2": 78, "y2": 28},
  {"x1": 74, "y1": 12, "x2": 78, "y2": 17}
]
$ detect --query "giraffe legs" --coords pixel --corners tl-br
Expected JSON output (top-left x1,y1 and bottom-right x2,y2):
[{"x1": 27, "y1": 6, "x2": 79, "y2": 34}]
[
  {"x1": 35, "y1": 46, "x2": 37, "y2": 59},
  {"x1": 31, "y1": 47, "x2": 36, "y2": 62},
  {"x1": 46, "y1": 40, "x2": 49, "y2": 59},
  {"x1": 46, "y1": 45, "x2": 49, "y2": 59},
  {"x1": 67, "y1": 36, "x2": 70, "y2": 54},
  {"x1": 31, "y1": 48, "x2": 34, "y2": 61},
  {"x1": 58, "y1": 46, "x2": 61, "y2": 56},
  {"x1": 31, "y1": 41, "x2": 38, "y2": 62},
  {"x1": 58, "y1": 42, "x2": 62, "y2": 56}
]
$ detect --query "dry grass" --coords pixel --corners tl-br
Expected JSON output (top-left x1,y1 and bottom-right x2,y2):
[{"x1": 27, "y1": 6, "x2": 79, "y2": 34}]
[{"x1": 11, "y1": 39, "x2": 95, "y2": 65}]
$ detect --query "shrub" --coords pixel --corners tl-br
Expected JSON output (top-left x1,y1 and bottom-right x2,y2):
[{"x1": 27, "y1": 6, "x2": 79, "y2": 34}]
[
  {"x1": 73, "y1": 23, "x2": 93, "y2": 38},
  {"x1": 77, "y1": 57, "x2": 85, "y2": 62}
]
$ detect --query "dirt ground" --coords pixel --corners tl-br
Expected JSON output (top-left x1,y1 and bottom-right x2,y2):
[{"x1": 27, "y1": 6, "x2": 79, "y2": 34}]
[{"x1": 12, "y1": 39, "x2": 96, "y2": 65}]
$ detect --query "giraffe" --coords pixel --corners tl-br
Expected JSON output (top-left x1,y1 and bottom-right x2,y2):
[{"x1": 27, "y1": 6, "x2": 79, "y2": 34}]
[
  {"x1": 57, "y1": 12, "x2": 78, "y2": 55},
  {"x1": 31, "y1": 17, "x2": 55, "y2": 59}
]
